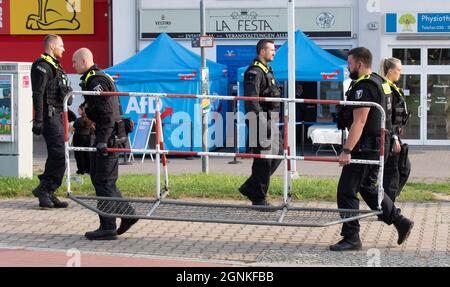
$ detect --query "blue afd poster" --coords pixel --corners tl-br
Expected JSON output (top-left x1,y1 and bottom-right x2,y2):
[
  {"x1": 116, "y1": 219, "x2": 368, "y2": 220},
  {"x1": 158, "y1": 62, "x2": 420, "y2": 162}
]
[{"x1": 217, "y1": 45, "x2": 255, "y2": 83}]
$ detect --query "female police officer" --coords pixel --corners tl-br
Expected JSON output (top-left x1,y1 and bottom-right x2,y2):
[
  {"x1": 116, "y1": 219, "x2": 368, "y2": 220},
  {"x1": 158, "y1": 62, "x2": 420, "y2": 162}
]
[{"x1": 379, "y1": 57, "x2": 411, "y2": 202}]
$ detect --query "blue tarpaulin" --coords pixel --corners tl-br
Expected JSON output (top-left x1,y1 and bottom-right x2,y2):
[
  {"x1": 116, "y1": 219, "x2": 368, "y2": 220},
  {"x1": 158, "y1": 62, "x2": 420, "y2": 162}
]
[
  {"x1": 237, "y1": 30, "x2": 347, "y2": 82},
  {"x1": 105, "y1": 33, "x2": 229, "y2": 151},
  {"x1": 235, "y1": 30, "x2": 348, "y2": 151}
]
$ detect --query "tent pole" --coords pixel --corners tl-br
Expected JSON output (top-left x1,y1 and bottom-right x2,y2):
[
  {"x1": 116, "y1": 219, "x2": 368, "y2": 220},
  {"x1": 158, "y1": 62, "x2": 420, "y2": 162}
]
[
  {"x1": 200, "y1": 0, "x2": 209, "y2": 174},
  {"x1": 288, "y1": 0, "x2": 297, "y2": 176}
]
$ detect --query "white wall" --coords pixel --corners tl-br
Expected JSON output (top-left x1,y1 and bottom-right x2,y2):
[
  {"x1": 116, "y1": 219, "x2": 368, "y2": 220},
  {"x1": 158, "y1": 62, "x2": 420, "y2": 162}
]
[
  {"x1": 112, "y1": 0, "x2": 137, "y2": 65},
  {"x1": 113, "y1": 0, "x2": 359, "y2": 64}
]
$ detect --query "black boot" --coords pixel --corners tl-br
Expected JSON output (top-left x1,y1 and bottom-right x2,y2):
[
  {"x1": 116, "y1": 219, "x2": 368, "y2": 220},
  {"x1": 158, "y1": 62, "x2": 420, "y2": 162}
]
[
  {"x1": 32, "y1": 184, "x2": 54, "y2": 208},
  {"x1": 85, "y1": 228, "x2": 118, "y2": 240},
  {"x1": 117, "y1": 218, "x2": 139, "y2": 235},
  {"x1": 329, "y1": 235, "x2": 362, "y2": 251},
  {"x1": 394, "y1": 216, "x2": 414, "y2": 245},
  {"x1": 49, "y1": 193, "x2": 69, "y2": 208}
]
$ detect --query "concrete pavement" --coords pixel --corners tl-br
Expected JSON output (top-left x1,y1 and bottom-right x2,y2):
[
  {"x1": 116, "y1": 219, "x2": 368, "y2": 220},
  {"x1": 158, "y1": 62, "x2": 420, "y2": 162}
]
[{"x1": 0, "y1": 139, "x2": 447, "y2": 266}]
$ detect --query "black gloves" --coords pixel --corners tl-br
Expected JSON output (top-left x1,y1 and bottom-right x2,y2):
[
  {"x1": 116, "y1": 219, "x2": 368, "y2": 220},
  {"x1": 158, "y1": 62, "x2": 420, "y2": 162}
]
[
  {"x1": 32, "y1": 121, "x2": 43, "y2": 135},
  {"x1": 96, "y1": 142, "x2": 108, "y2": 156}
]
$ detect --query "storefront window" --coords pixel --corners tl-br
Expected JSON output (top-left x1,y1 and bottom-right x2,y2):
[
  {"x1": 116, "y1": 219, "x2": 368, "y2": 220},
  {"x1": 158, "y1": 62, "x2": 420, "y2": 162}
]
[
  {"x1": 428, "y1": 49, "x2": 450, "y2": 65},
  {"x1": 393, "y1": 48, "x2": 421, "y2": 65}
]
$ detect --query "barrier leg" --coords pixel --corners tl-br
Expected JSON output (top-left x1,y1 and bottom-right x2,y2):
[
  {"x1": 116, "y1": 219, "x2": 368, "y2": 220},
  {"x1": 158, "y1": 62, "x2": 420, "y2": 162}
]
[{"x1": 157, "y1": 111, "x2": 170, "y2": 192}]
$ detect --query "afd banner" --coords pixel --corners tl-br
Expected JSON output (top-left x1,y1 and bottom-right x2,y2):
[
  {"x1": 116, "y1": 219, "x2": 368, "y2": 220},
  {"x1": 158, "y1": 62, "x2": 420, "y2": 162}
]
[
  {"x1": 217, "y1": 45, "x2": 256, "y2": 84},
  {"x1": 386, "y1": 12, "x2": 450, "y2": 33},
  {"x1": 120, "y1": 94, "x2": 227, "y2": 152}
]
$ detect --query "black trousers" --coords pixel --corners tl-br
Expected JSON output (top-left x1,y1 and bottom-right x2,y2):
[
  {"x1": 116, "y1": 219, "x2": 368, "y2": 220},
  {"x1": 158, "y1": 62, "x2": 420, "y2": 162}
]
[
  {"x1": 73, "y1": 133, "x2": 91, "y2": 174},
  {"x1": 383, "y1": 147, "x2": 401, "y2": 202},
  {"x1": 38, "y1": 114, "x2": 66, "y2": 192},
  {"x1": 90, "y1": 143, "x2": 135, "y2": 230},
  {"x1": 337, "y1": 138, "x2": 401, "y2": 239},
  {"x1": 240, "y1": 133, "x2": 284, "y2": 201}
]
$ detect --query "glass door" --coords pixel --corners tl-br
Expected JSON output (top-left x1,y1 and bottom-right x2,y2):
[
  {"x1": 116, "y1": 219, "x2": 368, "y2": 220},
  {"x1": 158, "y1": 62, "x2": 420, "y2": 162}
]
[
  {"x1": 393, "y1": 48, "x2": 423, "y2": 144},
  {"x1": 426, "y1": 74, "x2": 450, "y2": 143},
  {"x1": 393, "y1": 47, "x2": 450, "y2": 145},
  {"x1": 398, "y1": 74, "x2": 421, "y2": 142}
]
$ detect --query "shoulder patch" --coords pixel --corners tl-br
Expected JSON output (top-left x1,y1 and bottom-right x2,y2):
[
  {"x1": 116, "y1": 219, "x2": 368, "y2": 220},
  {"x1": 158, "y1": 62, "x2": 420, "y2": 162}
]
[
  {"x1": 93, "y1": 84, "x2": 104, "y2": 92},
  {"x1": 36, "y1": 65, "x2": 47, "y2": 74},
  {"x1": 245, "y1": 70, "x2": 258, "y2": 81},
  {"x1": 355, "y1": 90, "x2": 363, "y2": 100}
]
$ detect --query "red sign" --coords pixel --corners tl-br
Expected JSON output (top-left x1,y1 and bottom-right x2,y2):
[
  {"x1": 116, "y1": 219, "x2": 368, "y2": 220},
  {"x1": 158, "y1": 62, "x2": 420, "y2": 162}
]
[
  {"x1": 0, "y1": 0, "x2": 11, "y2": 35},
  {"x1": 22, "y1": 75, "x2": 30, "y2": 88}
]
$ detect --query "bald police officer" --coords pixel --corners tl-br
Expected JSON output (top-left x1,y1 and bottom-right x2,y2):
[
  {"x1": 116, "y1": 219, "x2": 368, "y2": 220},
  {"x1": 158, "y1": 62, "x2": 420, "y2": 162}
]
[{"x1": 72, "y1": 48, "x2": 137, "y2": 240}]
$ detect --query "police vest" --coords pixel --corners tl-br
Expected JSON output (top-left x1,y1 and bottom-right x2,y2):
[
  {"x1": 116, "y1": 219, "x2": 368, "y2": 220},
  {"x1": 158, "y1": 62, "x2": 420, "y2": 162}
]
[
  {"x1": 36, "y1": 54, "x2": 72, "y2": 108},
  {"x1": 246, "y1": 60, "x2": 281, "y2": 112},
  {"x1": 248, "y1": 60, "x2": 280, "y2": 98},
  {"x1": 339, "y1": 73, "x2": 393, "y2": 132},
  {"x1": 387, "y1": 80, "x2": 410, "y2": 131},
  {"x1": 80, "y1": 69, "x2": 117, "y2": 92}
]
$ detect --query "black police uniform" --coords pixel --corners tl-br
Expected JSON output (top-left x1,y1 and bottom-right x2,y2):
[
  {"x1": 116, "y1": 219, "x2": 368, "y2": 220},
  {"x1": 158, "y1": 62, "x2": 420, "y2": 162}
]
[
  {"x1": 239, "y1": 57, "x2": 283, "y2": 204},
  {"x1": 80, "y1": 65, "x2": 136, "y2": 238},
  {"x1": 337, "y1": 73, "x2": 404, "y2": 240},
  {"x1": 31, "y1": 53, "x2": 72, "y2": 208},
  {"x1": 73, "y1": 114, "x2": 93, "y2": 174},
  {"x1": 383, "y1": 81, "x2": 411, "y2": 202}
]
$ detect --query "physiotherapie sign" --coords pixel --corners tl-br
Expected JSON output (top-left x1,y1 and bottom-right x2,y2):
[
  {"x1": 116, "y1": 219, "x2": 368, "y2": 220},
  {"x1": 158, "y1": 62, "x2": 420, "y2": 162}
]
[
  {"x1": 386, "y1": 12, "x2": 450, "y2": 33},
  {"x1": 141, "y1": 7, "x2": 352, "y2": 39}
]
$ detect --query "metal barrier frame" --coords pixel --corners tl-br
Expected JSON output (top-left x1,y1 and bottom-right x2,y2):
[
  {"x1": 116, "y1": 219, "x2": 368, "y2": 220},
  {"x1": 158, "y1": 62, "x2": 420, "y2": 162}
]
[{"x1": 63, "y1": 91, "x2": 385, "y2": 226}]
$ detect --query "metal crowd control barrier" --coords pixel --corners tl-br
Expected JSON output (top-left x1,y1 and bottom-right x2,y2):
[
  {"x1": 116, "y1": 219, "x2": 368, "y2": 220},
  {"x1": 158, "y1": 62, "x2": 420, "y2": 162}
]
[{"x1": 63, "y1": 91, "x2": 385, "y2": 227}]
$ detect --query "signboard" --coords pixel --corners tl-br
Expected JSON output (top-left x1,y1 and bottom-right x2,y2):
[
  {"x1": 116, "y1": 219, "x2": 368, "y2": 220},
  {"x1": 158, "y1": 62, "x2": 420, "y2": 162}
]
[
  {"x1": 141, "y1": 7, "x2": 352, "y2": 39},
  {"x1": 3, "y1": 0, "x2": 94, "y2": 35},
  {"x1": 0, "y1": 74, "x2": 13, "y2": 142},
  {"x1": 132, "y1": 118, "x2": 154, "y2": 150},
  {"x1": 386, "y1": 13, "x2": 450, "y2": 33}
]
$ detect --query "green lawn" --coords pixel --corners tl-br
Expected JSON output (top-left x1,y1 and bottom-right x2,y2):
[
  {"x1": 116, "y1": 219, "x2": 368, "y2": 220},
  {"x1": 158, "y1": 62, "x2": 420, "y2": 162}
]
[{"x1": 0, "y1": 173, "x2": 448, "y2": 202}]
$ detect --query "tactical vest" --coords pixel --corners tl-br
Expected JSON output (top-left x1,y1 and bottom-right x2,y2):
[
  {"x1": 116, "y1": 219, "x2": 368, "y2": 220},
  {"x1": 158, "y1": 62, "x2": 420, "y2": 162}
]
[
  {"x1": 246, "y1": 59, "x2": 281, "y2": 110},
  {"x1": 388, "y1": 80, "x2": 410, "y2": 132},
  {"x1": 80, "y1": 69, "x2": 117, "y2": 92},
  {"x1": 36, "y1": 54, "x2": 72, "y2": 109},
  {"x1": 338, "y1": 73, "x2": 393, "y2": 132}
]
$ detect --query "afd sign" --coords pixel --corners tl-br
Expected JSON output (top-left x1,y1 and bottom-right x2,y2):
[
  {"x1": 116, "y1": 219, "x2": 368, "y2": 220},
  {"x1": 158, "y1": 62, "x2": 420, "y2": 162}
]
[{"x1": 386, "y1": 13, "x2": 450, "y2": 33}]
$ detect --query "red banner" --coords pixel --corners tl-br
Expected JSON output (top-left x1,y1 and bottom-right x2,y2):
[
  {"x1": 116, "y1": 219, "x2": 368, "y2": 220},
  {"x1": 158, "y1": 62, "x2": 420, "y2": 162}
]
[{"x1": 0, "y1": 0, "x2": 11, "y2": 35}]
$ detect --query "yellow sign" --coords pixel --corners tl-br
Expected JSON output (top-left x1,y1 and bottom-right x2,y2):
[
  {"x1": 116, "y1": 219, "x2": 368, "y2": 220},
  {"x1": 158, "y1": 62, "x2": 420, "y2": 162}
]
[{"x1": 10, "y1": 0, "x2": 93, "y2": 34}]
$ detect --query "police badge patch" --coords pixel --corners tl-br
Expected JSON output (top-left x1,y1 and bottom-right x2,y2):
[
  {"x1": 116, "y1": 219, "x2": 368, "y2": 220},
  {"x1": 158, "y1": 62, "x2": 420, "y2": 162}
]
[{"x1": 355, "y1": 90, "x2": 363, "y2": 99}]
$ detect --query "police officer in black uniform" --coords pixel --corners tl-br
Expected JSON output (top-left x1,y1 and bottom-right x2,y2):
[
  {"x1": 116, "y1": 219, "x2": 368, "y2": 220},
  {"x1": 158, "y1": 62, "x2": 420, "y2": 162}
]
[
  {"x1": 31, "y1": 34, "x2": 72, "y2": 208},
  {"x1": 238, "y1": 39, "x2": 283, "y2": 207},
  {"x1": 72, "y1": 48, "x2": 137, "y2": 240},
  {"x1": 380, "y1": 57, "x2": 411, "y2": 202},
  {"x1": 331, "y1": 47, "x2": 414, "y2": 251}
]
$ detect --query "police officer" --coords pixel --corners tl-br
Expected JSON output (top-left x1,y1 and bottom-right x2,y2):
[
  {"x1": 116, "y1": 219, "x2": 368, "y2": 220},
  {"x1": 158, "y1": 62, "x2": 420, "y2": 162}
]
[
  {"x1": 331, "y1": 47, "x2": 414, "y2": 251},
  {"x1": 31, "y1": 34, "x2": 72, "y2": 208},
  {"x1": 72, "y1": 48, "x2": 137, "y2": 240},
  {"x1": 379, "y1": 57, "x2": 411, "y2": 202},
  {"x1": 238, "y1": 39, "x2": 283, "y2": 207}
]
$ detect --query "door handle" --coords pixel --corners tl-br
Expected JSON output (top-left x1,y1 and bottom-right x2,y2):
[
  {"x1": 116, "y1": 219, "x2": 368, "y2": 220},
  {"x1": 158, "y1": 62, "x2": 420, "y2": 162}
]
[{"x1": 417, "y1": 105, "x2": 422, "y2": 118}]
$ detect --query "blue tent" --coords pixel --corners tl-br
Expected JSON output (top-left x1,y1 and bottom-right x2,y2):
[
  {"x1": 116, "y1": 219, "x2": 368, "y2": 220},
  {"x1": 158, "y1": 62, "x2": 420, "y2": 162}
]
[
  {"x1": 237, "y1": 30, "x2": 347, "y2": 82},
  {"x1": 106, "y1": 33, "x2": 229, "y2": 151},
  {"x1": 235, "y1": 30, "x2": 348, "y2": 151}
]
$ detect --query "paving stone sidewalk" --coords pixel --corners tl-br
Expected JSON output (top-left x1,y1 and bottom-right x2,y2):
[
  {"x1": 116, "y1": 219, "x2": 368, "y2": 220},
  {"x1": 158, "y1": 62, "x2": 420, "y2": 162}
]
[{"x1": 0, "y1": 198, "x2": 448, "y2": 267}]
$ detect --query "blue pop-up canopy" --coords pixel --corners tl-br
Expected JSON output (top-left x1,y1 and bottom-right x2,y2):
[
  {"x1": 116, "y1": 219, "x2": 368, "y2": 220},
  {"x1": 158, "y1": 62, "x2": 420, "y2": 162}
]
[
  {"x1": 237, "y1": 30, "x2": 347, "y2": 82},
  {"x1": 106, "y1": 33, "x2": 228, "y2": 151}
]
